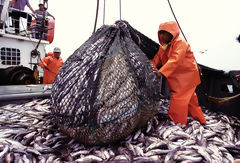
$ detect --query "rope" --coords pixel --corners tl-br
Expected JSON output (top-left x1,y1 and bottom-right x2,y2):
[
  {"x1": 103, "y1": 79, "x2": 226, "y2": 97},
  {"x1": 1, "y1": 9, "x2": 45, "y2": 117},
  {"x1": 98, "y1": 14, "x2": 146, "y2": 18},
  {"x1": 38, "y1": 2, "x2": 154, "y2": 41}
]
[
  {"x1": 93, "y1": 0, "x2": 100, "y2": 33},
  {"x1": 167, "y1": 0, "x2": 187, "y2": 42},
  {"x1": 208, "y1": 93, "x2": 240, "y2": 105},
  {"x1": 119, "y1": 0, "x2": 122, "y2": 20},
  {"x1": 103, "y1": 0, "x2": 106, "y2": 25}
]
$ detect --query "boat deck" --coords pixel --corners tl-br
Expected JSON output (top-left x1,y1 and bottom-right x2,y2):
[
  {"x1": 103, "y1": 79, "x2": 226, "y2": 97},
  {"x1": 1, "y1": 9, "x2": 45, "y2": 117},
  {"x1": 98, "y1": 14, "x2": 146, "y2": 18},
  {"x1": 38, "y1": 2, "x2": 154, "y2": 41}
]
[{"x1": 0, "y1": 84, "x2": 51, "y2": 106}]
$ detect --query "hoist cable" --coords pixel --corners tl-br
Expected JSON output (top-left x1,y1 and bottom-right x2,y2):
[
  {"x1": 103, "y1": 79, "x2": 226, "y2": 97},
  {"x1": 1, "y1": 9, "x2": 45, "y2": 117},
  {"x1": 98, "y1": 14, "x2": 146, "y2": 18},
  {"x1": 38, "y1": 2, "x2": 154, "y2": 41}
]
[
  {"x1": 93, "y1": 0, "x2": 100, "y2": 33},
  {"x1": 119, "y1": 0, "x2": 122, "y2": 20},
  {"x1": 167, "y1": 0, "x2": 187, "y2": 42},
  {"x1": 103, "y1": 0, "x2": 106, "y2": 25}
]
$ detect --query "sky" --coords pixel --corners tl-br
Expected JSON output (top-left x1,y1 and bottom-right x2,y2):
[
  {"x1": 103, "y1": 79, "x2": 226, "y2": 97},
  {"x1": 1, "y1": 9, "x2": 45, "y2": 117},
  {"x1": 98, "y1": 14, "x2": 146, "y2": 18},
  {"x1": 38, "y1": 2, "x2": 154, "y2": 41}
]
[{"x1": 28, "y1": 0, "x2": 240, "y2": 71}]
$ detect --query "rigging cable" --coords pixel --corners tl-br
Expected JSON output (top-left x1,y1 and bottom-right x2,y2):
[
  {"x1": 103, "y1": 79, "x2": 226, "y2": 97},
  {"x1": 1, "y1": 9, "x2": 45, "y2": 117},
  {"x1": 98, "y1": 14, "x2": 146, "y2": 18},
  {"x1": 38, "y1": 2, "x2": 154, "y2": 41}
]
[
  {"x1": 94, "y1": 0, "x2": 122, "y2": 31},
  {"x1": 93, "y1": 0, "x2": 99, "y2": 33},
  {"x1": 167, "y1": 0, "x2": 187, "y2": 42},
  {"x1": 119, "y1": 0, "x2": 122, "y2": 21},
  {"x1": 103, "y1": 0, "x2": 105, "y2": 25}
]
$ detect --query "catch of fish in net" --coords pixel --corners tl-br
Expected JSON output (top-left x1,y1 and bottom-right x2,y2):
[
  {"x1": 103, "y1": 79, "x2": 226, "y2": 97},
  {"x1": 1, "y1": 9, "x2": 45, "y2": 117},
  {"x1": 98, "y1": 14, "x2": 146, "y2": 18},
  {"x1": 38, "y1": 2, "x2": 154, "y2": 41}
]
[{"x1": 51, "y1": 20, "x2": 162, "y2": 146}]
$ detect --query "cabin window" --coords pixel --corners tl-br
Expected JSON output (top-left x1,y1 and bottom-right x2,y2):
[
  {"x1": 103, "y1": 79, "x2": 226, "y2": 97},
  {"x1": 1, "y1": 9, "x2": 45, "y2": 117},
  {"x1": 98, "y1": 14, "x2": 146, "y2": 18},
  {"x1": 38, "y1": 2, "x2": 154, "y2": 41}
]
[{"x1": 0, "y1": 47, "x2": 20, "y2": 65}]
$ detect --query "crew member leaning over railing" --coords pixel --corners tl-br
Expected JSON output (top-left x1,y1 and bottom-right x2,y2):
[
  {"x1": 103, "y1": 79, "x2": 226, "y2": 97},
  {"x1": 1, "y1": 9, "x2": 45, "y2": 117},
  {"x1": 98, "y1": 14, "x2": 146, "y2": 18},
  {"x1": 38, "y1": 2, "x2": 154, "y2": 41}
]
[{"x1": 8, "y1": 0, "x2": 35, "y2": 34}]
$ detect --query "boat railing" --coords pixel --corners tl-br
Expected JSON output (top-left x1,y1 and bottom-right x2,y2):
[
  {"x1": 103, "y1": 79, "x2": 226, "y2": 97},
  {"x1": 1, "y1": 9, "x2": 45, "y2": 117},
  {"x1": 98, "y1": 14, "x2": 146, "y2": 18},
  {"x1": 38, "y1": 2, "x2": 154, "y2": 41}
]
[{"x1": 0, "y1": 5, "x2": 52, "y2": 41}]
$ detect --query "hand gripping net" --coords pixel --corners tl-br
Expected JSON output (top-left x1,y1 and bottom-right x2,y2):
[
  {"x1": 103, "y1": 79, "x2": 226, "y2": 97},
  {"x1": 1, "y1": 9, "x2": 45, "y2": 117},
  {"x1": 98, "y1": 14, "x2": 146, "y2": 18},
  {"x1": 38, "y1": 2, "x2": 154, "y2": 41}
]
[{"x1": 51, "y1": 20, "x2": 162, "y2": 146}]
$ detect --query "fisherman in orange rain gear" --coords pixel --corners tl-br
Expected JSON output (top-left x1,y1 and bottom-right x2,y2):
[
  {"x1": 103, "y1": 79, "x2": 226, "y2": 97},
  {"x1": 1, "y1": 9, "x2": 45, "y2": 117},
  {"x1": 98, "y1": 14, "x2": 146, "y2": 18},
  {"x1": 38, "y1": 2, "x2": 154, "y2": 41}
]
[
  {"x1": 151, "y1": 21, "x2": 206, "y2": 125},
  {"x1": 39, "y1": 47, "x2": 64, "y2": 84}
]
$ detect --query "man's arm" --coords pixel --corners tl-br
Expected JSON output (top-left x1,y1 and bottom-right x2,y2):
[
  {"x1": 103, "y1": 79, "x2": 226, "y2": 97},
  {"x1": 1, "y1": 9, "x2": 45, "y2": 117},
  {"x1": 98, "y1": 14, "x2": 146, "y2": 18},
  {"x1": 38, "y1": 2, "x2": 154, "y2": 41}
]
[
  {"x1": 26, "y1": 0, "x2": 35, "y2": 13},
  {"x1": 151, "y1": 48, "x2": 163, "y2": 68},
  {"x1": 47, "y1": 12, "x2": 55, "y2": 20},
  {"x1": 160, "y1": 40, "x2": 187, "y2": 78},
  {"x1": 28, "y1": 5, "x2": 35, "y2": 13},
  {"x1": 27, "y1": 5, "x2": 36, "y2": 19},
  {"x1": 151, "y1": 48, "x2": 163, "y2": 77},
  {"x1": 60, "y1": 58, "x2": 64, "y2": 67},
  {"x1": 39, "y1": 57, "x2": 50, "y2": 70},
  {"x1": 8, "y1": 0, "x2": 15, "y2": 8}
]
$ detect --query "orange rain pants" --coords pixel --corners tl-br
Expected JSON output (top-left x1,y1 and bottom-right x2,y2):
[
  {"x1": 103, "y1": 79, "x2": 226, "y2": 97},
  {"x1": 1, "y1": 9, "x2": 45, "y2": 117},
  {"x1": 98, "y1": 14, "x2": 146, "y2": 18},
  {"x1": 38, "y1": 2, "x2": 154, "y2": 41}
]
[
  {"x1": 151, "y1": 21, "x2": 206, "y2": 125},
  {"x1": 168, "y1": 87, "x2": 206, "y2": 125}
]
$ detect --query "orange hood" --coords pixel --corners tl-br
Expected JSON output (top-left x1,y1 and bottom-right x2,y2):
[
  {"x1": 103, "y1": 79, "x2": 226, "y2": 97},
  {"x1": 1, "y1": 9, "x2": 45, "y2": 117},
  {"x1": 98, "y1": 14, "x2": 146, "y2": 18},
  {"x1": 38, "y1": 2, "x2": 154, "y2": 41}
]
[{"x1": 158, "y1": 21, "x2": 180, "y2": 45}]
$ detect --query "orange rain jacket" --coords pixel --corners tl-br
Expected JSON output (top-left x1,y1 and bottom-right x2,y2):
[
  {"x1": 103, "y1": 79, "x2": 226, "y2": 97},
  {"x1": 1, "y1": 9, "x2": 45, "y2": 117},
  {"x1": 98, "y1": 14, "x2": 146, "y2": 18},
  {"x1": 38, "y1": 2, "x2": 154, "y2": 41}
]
[
  {"x1": 151, "y1": 21, "x2": 200, "y2": 93},
  {"x1": 39, "y1": 53, "x2": 64, "y2": 84}
]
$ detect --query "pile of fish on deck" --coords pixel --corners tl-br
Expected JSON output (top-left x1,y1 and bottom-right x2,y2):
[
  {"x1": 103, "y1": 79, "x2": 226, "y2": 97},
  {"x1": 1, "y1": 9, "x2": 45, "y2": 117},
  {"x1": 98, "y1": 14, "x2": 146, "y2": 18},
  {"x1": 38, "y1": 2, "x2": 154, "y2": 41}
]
[{"x1": 0, "y1": 98, "x2": 240, "y2": 162}]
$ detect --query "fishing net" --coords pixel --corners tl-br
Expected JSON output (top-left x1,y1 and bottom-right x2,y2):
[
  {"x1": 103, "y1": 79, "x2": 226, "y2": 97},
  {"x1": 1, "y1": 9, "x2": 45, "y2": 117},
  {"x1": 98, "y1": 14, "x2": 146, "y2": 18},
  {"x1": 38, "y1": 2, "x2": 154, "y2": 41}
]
[{"x1": 51, "y1": 20, "x2": 162, "y2": 146}]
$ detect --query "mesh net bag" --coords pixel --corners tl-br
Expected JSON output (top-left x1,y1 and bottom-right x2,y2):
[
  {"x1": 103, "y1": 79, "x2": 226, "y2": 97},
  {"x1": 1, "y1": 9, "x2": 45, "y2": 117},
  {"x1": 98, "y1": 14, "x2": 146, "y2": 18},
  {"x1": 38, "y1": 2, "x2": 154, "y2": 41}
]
[{"x1": 51, "y1": 20, "x2": 162, "y2": 146}]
